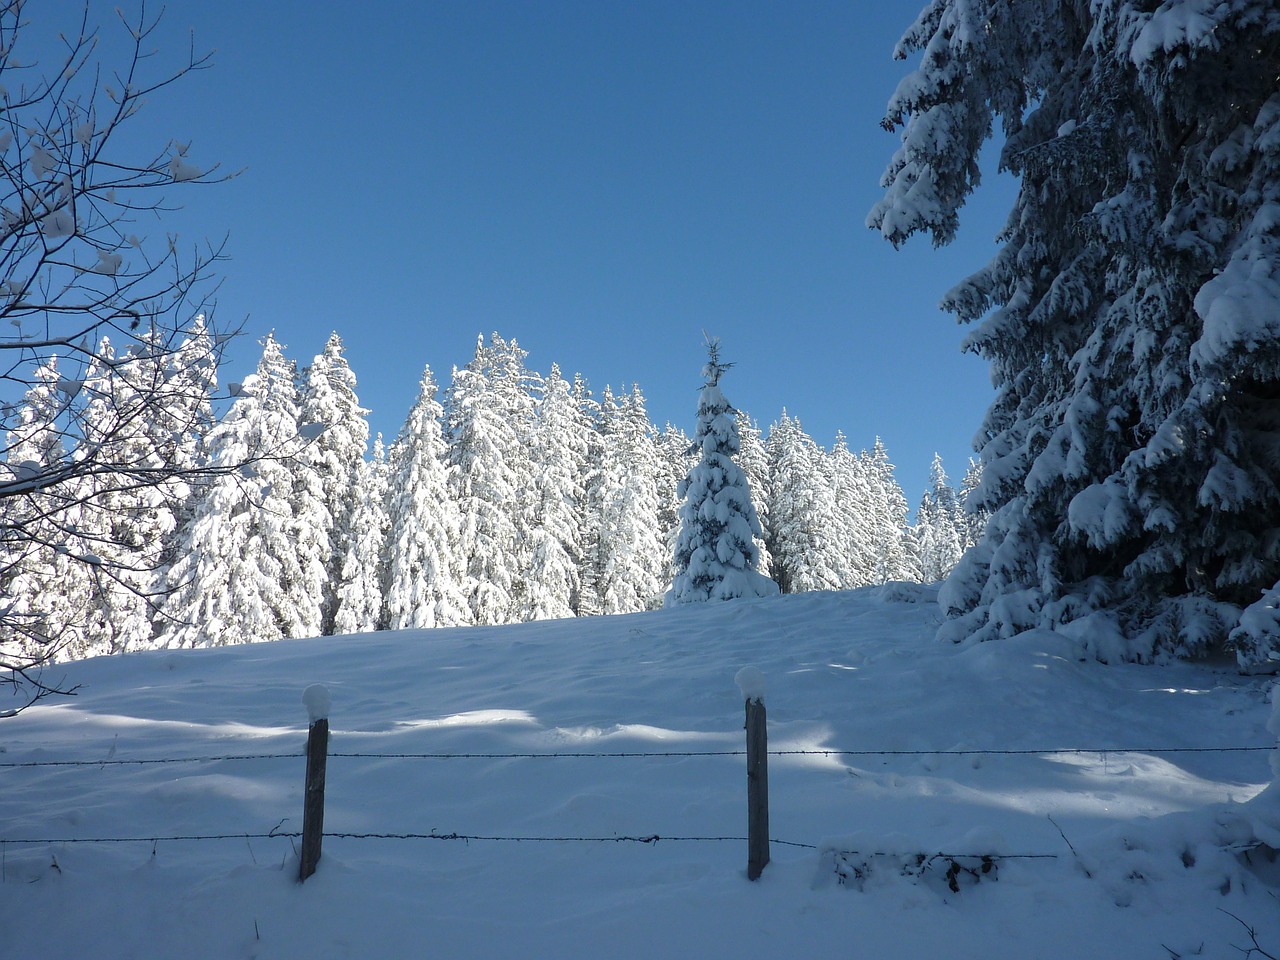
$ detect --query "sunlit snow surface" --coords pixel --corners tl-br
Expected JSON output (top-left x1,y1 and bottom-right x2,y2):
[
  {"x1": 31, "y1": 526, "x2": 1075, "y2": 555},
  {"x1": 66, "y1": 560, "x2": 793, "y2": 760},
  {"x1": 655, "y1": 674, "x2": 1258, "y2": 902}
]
[{"x1": 3, "y1": 586, "x2": 1280, "y2": 959}]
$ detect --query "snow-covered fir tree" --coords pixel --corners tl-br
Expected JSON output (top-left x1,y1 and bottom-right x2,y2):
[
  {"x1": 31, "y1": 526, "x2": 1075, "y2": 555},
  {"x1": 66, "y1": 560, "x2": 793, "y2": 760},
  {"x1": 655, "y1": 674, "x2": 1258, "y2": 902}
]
[
  {"x1": 383, "y1": 366, "x2": 468, "y2": 631},
  {"x1": 873, "y1": 0, "x2": 1280, "y2": 662},
  {"x1": 572, "y1": 375, "x2": 607, "y2": 617},
  {"x1": 765, "y1": 411, "x2": 843, "y2": 594},
  {"x1": 956, "y1": 458, "x2": 988, "y2": 552},
  {"x1": 297, "y1": 333, "x2": 370, "y2": 635},
  {"x1": 447, "y1": 334, "x2": 536, "y2": 626},
  {"x1": 157, "y1": 334, "x2": 309, "y2": 647},
  {"x1": 914, "y1": 454, "x2": 965, "y2": 583},
  {"x1": 521, "y1": 364, "x2": 591, "y2": 621},
  {"x1": 863, "y1": 438, "x2": 914, "y2": 584},
  {"x1": 73, "y1": 337, "x2": 173, "y2": 656},
  {"x1": 596, "y1": 386, "x2": 666, "y2": 613},
  {"x1": 666, "y1": 342, "x2": 779, "y2": 605},
  {"x1": 654, "y1": 422, "x2": 697, "y2": 591},
  {"x1": 829, "y1": 432, "x2": 877, "y2": 588},
  {"x1": 151, "y1": 319, "x2": 221, "y2": 583},
  {"x1": 736, "y1": 410, "x2": 774, "y2": 581},
  {"x1": 333, "y1": 436, "x2": 389, "y2": 634},
  {"x1": 1, "y1": 357, "x2": 95, "y2": 661}
]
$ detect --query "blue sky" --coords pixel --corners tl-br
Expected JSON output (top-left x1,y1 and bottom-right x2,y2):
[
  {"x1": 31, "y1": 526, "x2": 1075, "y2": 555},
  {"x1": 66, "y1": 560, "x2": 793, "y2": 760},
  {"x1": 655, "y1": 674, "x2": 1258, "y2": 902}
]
[{"x1": 79, "y1": 1, "x2": 1016, "y2": 502}]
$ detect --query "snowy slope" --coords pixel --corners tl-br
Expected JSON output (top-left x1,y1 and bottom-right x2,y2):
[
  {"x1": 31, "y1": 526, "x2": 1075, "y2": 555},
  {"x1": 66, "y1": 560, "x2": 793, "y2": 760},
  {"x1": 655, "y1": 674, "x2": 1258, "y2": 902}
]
[{"x1": 3, "y1": 586, "x2": 1280, "y2": 959}]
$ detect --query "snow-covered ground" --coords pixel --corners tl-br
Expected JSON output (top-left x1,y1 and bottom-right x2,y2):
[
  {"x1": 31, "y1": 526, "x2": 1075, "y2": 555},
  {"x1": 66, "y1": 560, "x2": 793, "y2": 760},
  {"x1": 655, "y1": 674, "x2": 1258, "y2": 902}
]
[{"x1": 4, "y1": 586, "x2": 1280, "y2": 959}]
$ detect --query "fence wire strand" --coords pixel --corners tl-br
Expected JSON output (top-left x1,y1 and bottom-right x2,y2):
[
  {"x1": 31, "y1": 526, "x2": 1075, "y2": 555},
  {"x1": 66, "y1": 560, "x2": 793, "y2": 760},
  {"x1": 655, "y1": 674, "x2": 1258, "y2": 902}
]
[{"x1": 0, "y1": 743, "x2": 1270, "y2": 769}]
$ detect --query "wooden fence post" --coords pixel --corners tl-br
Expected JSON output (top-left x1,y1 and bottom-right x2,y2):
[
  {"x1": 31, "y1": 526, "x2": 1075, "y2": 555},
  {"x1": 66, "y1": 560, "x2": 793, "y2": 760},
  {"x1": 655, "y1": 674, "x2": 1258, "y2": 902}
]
[
  {"x1": 300, "y1": 685, "x2": 331, "y2": 883},
  {"x1": 736, "y1": 667, "x2": 770, "y2": 881}
]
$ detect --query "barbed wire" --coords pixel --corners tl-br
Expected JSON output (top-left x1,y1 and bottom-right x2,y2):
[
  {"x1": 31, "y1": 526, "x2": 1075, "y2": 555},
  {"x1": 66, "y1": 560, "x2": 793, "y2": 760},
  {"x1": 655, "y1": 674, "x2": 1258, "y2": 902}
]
[
  {"x1": 0, "y1": 753, "x2": 299, "y2": 768},
  {"x1": 0, "y1": 830, "x2": 1074, "y2": 864},
  {"x1": 0, "y1": 830, "x2": 816, "y2": 849},
  {"x1": 1, "y1": 743, "x2": 1270, "y2": 769}
]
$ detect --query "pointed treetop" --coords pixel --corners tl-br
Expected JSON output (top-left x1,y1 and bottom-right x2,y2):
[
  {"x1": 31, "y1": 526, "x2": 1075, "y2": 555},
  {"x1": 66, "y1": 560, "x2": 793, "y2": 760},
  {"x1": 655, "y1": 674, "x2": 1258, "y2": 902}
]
[{"x1": 702, "y1": 334, "x2": 734, "y2": 387}]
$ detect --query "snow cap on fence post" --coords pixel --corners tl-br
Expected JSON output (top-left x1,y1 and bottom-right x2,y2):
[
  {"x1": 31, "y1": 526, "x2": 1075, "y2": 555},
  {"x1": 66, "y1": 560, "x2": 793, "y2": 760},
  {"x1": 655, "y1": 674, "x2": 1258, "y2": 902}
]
[
  {"x1": 303, "y1": 684, "x2": 331, "y2": 724},
  {"x1": 735, "y1": 666, "x2": 766, "y2": 704}
]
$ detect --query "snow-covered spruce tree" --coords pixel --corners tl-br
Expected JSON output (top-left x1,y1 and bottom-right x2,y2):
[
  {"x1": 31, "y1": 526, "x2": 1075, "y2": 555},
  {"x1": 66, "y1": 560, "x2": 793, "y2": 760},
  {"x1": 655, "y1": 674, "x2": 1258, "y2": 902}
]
[
  {"x1": 573, "y1": 375, "x2": 607, "y2": 617},
  {"x1": 447, "y1": 333, "x2": 536, "y2": 626},
  {"x1": 382, "y1": 366, "x2": 468, "y2": 631},
  {"x1": 297, "y1": 334, "x2": 370, "y2": 635},
  {"x1": 872, "y1": 1, "x2": 1280, "y2": 661},
  {"x1": 596, "y1": 386, "x2": 666, "y2": 613},
  {"x1": 957, "y1": 458, "x2": 989, "y2": 552},
  {"x1": 736, "y1": 410, "x2": 774, "y2": 581},
  {"x1": 521, "y1": 364, "x2": 590, "y2": 621},
  {"x1": 654, "y1": 422, "x2": 697, "y2": 592},
  {"x1": 915, "y1": 454, "x2": 965, "y2": 583},
  {"x1": 829, "y1": 432, "x2": 877, "y2": 588},
  {"x1": 333, "y1": 435, "x2": 389, "y2": 634},
  {"x1": 71, "y1": 336, "x2": 181, "y2": 657},
  {"x1": 0, "y1": 3, "x2": 239, "y2": 704},
  {"x1": 863, "y1": 438, "x2": 914, "y2": 584},
  {"x1": 156, "y1": 335, "x2": 311, "y2": 648},
  {"x1": 1, "y1": 358, "x2": 95, "y2": 663},
  {"x1": 666, "y1": 342, "x2": 779, "y2": 606},
  {"x1": 765, "y1": 411, "x2": 843, "y2": 594}
]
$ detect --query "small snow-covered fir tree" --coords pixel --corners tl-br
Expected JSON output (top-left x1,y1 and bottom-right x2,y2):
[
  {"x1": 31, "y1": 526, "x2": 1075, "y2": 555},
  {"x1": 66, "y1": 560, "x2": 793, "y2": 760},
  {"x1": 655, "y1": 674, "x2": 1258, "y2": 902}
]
[{"x1": 665, "y1": 341, "x2": 779, "y2": 606}]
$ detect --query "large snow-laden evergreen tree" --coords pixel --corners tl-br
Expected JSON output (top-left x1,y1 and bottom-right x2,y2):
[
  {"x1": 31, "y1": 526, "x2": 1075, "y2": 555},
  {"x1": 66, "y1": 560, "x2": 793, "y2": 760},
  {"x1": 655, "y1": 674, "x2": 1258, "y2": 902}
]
[
  {"x1": 383, "y1": 367, "x2": 468, "y2": 631},
  {"x1": 873, "y1": 0, "x2": 1280, "y2": 662},
  {"x1": 157, "y1": 335, "x2": 311, "y2": 648},
  {"x1": 666, "y1": 342, "x2": 779, "y2": 606},
  {"x1": 297, "y1": 334, "x2": 369, "y2": 635}
]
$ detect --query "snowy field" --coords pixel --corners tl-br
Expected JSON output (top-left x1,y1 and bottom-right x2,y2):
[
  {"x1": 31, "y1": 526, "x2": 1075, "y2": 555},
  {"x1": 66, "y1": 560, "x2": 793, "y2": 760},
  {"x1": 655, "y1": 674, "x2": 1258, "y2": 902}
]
[{"x1": 4, "y1": 586, "x2": 1280, "y2": 959}]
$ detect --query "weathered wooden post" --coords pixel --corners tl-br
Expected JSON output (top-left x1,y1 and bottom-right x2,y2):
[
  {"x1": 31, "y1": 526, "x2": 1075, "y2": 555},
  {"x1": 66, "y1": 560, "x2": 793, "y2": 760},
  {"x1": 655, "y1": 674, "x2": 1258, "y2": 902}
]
[
  {"x1": 735, "y1": 667, "x2": 769, "y2": 881},
  {"x1": 300, "y1": 684, "x2": 331, "y2": 883}
]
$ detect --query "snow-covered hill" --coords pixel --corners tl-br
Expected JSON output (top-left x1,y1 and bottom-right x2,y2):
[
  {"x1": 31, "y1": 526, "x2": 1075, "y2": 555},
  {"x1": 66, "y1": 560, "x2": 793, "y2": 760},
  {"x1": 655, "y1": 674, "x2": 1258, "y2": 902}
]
[{"x1": 4, "y1": 586, "x2": 1280, "y2": 959}]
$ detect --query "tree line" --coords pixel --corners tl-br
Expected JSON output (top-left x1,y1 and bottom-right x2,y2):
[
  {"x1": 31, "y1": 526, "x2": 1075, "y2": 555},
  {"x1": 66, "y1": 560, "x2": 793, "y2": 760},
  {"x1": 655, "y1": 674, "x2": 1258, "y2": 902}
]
[{"x1": 3, "y1": 329, "x2": 983, "y2": 661}]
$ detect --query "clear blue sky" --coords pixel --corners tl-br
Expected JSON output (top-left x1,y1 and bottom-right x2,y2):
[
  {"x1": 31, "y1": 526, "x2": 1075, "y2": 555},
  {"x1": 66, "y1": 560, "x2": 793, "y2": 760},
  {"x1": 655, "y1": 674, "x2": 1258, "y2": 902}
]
[{"x1": 78, "y1": 1, "x2": 1017, "y2": 502}]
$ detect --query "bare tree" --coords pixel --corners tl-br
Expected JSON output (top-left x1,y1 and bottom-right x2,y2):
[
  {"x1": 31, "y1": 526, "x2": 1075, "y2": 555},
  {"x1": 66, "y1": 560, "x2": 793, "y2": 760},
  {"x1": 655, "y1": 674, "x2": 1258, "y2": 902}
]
[{"x1": 0, "y1": 1, "x2": 251, "y2": 713}]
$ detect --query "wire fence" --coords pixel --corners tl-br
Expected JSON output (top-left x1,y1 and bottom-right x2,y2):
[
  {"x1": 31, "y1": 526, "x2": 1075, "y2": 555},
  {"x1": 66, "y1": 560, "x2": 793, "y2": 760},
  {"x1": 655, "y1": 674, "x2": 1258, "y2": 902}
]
[
  {"x1": 2, "y1": 737, "x2": 1270, "y2": 868},
  {"x1": 1, "y1": 742, "x2": 1271, "y2": 768}
]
